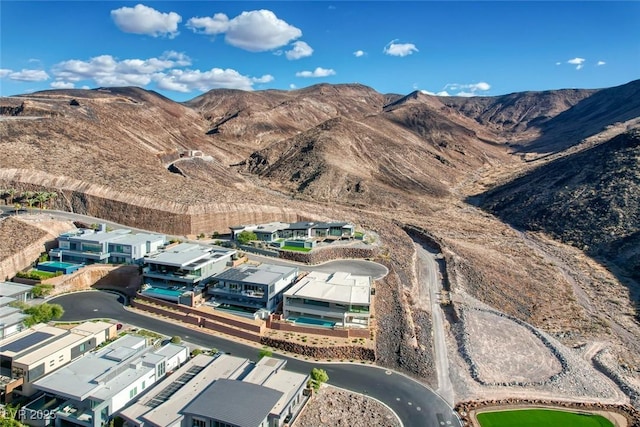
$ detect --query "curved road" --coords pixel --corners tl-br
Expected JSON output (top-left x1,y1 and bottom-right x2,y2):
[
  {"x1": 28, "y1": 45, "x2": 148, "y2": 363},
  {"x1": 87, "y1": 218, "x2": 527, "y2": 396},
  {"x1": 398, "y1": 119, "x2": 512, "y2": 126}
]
[{"x1": 52, "y1": 291, "x2": 460, "y2": 427}]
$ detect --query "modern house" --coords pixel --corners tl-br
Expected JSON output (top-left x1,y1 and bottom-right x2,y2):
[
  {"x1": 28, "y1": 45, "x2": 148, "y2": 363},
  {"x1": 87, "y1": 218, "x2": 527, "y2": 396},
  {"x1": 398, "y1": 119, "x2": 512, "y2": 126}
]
[
  {"x1": 119, "y1": 354, "x2": 309, "y2": 427},
  {"x1": 0, "y1": 281, "x2": 33, "y2": 303},
  {"x1": 230, "y1": 221, "x2": 356, "y2": 243},
  {"x1": 283, "y1": 271, "x2": 373, "y2": 328},
  {"x1": 208, "y1": 264, "x2": 299, "y2": 314},
  {"x1": 0, "y1": 296, "x2": 27, "y2": 341},
  {"x1": 0, "y1": 321, "x2": 115, "y2": 403},
  {"x1": 142, "y1": 243, "x2": 236, "y2": 289},
  {"x1": 26, "y1": 335, "x2": 188, "y2": 427},
  {"x1": 50, "y1": 226, "x2": 166, "y2": 265}
]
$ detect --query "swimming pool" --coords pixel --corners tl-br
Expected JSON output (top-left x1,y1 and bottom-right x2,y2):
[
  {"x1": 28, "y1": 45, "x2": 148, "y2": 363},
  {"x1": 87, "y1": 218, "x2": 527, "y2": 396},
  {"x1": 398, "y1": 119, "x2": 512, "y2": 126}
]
[
  {"x1": 142, "y1": 287, "x2": 185, "y2": 302},
  {"x1": 37, "y1": 261, "x2": 83, "y2": 274},
  {"x1": 289, "y1": 317, "x2": 336, "y2": 328}
]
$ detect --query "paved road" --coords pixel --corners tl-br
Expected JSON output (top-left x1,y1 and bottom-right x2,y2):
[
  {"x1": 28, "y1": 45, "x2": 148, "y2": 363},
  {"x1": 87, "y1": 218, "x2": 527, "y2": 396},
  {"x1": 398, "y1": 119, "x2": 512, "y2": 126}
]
[
  {"x1": 52, "y1": 291, "x2": 461, "y2": 427},
  {"x1": 415, "y1": 243, "x2": 455, "y2": 406},
  {"x1": 247, "y1": 253, "x2": 389, "y2": 280}
]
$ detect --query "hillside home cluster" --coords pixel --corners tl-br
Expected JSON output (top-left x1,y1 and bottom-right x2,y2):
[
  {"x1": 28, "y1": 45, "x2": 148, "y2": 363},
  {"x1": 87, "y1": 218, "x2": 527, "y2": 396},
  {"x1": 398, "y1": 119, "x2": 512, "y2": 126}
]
[
  {"x1": 50, "y1": 225, "x2": 166, "y2": 265},
  {"x1": 24, "y1": 334, "x2": 188, "y2": 427},
  {"x1": 0, "y1": 321, "x2": 116, "y2": 404},
  {"x1": 230, "y1": 221, "x2": 356, "y2": 243}
]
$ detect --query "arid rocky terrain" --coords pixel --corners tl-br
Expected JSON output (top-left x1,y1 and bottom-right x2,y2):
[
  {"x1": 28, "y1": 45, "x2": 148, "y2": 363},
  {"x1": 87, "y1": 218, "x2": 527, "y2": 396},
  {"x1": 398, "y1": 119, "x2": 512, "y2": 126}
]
[{"x1": 1, "y1": 80, "x2": 639, "y2": 411}]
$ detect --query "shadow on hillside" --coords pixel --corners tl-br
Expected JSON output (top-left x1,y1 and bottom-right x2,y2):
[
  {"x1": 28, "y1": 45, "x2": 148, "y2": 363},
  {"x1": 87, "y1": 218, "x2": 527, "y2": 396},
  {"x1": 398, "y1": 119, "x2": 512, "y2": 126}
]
[
  {"x1": 466, "y1": 130, "x2": 640, "y2": 323},
  {"x1": 512, "y1": 79, "x2": 640, "y2": 154}
]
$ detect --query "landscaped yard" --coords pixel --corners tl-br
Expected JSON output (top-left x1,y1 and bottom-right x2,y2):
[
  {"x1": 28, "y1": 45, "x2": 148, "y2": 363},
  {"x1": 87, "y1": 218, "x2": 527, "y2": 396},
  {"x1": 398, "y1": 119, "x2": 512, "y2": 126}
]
[
  {"x1": 281, "y1": 245, "x2": 312, "y2": 252},
  {"x1": 477, "y1": 409, "x2": 614, "y2": 427}
]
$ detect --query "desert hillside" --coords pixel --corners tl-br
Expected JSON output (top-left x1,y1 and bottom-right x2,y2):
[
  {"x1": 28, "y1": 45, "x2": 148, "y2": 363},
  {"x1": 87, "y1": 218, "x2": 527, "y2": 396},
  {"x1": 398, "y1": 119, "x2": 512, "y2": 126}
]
[{"x1": 1, "y1": 81, "x2": 639, "y2": 399}]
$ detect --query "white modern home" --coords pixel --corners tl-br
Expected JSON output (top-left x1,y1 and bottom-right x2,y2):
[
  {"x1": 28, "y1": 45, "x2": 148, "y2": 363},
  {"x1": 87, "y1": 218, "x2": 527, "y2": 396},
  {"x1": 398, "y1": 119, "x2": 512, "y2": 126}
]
[
  {"x1": 283, "y1": 271, "x2": 373, "y2": 328},
  {"x1": 142, "y1": 243, "x2": 236, "y2": 289},
  {"x1": 50, "y1": 226, "x2": 166, "y2": 265},
  {"x1": 26, "y1": 335, "x2": 188, "y2": 427},
  {"x1": 208, "y1": 264, "x2": 299, "y2": 315},
  {"x1": 0, "y1": 321, "x2": 115, "y2": 403},
  {"x1": 0, "y1": 296, "x2": 26, "y2": 341},
  {"x1": 120, "y1": 354, "x2": 309, "y2": 427},
  {"x1": 0, "y1": 281, "x2": 33, "y2": 303}
]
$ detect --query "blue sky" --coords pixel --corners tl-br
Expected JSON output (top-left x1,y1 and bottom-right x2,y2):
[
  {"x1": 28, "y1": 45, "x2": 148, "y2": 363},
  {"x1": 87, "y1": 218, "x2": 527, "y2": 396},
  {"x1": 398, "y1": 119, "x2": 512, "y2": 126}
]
[{"x1": 1, "y1": 1, "x2": 639, "y2": 101}]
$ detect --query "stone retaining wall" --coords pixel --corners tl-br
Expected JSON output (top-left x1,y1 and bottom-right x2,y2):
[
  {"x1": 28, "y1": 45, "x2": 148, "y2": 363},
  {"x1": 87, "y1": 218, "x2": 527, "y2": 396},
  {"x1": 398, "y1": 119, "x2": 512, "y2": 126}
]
[
  {"x1": 43, "y1": 264, "x2": 142, "y2": 297},
  {"x1": 260, "y1": 337, "x2": 375, "y2": 361},
  {"x1": 593, "y1": 348, "x2": 640, "y2": 408},
  {"x1": 278, "y1": 246, "x2": 378, "y2": 264}
]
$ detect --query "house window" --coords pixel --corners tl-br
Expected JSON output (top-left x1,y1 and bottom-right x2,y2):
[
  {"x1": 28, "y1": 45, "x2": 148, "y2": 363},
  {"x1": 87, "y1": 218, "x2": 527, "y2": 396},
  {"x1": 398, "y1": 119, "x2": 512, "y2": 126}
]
[
  {"x1": 129, "y1": 386, "x2": 138, "y2": 398},
  {"x1": 157, "y1": 361, "x2": 166, "y2": 377},
  {"x1": 142, "y1": 381, "x2": 146, "y2": 390},
  {"x1": 193, "y1": 418, "x2": 207, "y2": 427}
]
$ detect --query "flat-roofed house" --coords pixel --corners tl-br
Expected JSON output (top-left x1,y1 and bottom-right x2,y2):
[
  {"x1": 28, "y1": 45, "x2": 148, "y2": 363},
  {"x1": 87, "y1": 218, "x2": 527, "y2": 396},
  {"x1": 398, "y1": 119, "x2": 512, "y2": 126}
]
[
  {"x1": 208, "y1": 264, "x2": 299, "y2": 313},
  {"x1": 143, "y1": 243, "x2": 236, "y2": 288},
  {"x1": 26, "y1": 335, "x2": 188, "y2": 427},
  {"x1": 0, "y1": 281, "x2": 33, "y2": 303},
  {"x1": 0, "y1": 321, "x2": 116, "y2": 403},
  {"x1": 0, "y1": 296, "x2": 26, "y2": 341},
  {"x1": 283, "y1": 271, "x2": 372, "y2": 328},
  {"x1": 50, "y1": 227, "x2": 166, "y2": 265},
  {"x1": 120, "y1": 354, "x2": 308, "y2": 427}
]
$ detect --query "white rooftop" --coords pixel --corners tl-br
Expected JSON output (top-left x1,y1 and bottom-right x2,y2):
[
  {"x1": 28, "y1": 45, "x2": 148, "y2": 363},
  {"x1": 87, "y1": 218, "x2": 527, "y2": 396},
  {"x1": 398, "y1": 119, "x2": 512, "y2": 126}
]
[
  {"x1": 33, "y1": 335, "x2": 183, "y2": 402},
  {"x1": 144, "y1": 243, "x2": 235, "y2": 268},
  {"x1": 0, "y1": 281, "x2": 33, "y2": 297},
  {"x1": 284, "y1": 271, "x2": 371, "y2": 305}
]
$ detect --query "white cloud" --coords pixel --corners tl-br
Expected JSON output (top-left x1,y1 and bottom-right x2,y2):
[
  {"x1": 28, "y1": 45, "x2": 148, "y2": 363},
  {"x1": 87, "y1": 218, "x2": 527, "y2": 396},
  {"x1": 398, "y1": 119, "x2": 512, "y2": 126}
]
[
  {"x1": 597, "y1": 60, "x2": 606, "y2": 66},
  {"x1": 567, "y1": 57, "x2": 585, "y2": 70},
  {"x1": 111, "y1": 4, "x2": 182, "y2": 38},
  {"x1": 442, "y1": 82, "x2": 491, "y2": 97},
  {"x1": 81, "y1": 85, "x2": 91, "y2": 90},
  {"x1": 285, "y1": 41, "x2": 314, "y2": 60},
  {"x1": 295, "y1": 67, "x2": 336, "y2": 78},
  {"x1": 52, "y1": 52, "x2": 191, "y2": 87},
  {"x1": 383, "y1": 40, "x2": 418, "y2": 57},
  {"x1": 289, "y1": 84, "x2": 297, "y2": 89},
  {"x1": 555, "y1": 62, "x2": 562, "y2": 66},
  {"x1": 187, "y1": 10, "x2": 302, "y2": 52},
  {"x1": 50, "y1": 81, "x2": 75, "y2": 89},
  {"x1": 353, "y1": 50, "x2": 365, "y2": 57},
  {"x1": 420, "y1": 89, "x2": 450, "y2": 97},
  {"x1": 154, "y1": 68, "x2": 273, "y2": 92},
  {"x1": 1, "y1": 69, "x2": 50, "y2": 82}
]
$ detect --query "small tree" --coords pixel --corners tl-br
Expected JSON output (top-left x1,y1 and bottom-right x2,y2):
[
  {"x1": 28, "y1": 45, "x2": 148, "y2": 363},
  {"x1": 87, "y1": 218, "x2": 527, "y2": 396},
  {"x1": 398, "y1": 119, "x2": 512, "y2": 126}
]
[
  {"x1": 170, "y1": 335, "x2": 181, "y2": 344},
  {"x1": 22, "y1": 303, "x2": 64, "y2": 326},
  {"x1": 258, "y1": 347, "x2": 273, "y2": 359},
  {"x1": 236, "y1": 231, "x2": 257, "y2": 245},
  {"x1": 309, "y1": 368, "x2": 329, "y2": 391},
  {"x1": 191, "y1": 349, "x2": 204, "y2": 357}
]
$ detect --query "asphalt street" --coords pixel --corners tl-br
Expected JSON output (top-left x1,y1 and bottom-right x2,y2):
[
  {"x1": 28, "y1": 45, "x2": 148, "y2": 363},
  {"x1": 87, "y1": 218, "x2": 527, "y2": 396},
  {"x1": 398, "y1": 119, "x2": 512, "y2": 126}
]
[{"x1": 51, "y1": 291, "x2": 461, "y2": 427}]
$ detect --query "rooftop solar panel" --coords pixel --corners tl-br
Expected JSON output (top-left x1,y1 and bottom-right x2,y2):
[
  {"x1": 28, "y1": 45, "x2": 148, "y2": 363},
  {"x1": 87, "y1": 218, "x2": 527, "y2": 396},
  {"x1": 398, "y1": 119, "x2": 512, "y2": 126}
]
[
  {"x1": 2, "y1": 332, "x2": 54, "y2": 353},
  {"x1": 145, "y1": 365, "x2": 205, "y2": 408}
]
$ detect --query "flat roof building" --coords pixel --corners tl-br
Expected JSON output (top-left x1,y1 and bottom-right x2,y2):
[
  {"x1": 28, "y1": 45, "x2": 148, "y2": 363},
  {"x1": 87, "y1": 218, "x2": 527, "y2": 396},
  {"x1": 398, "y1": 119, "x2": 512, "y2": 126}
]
[
  {"x1": 208, "y1": 264, "x2": 299, "y2": 315},
  {"x1": 27, "y1": 335, "x2": 188, "y2": 427},
  {"x1": 120, "y1": 354, "x2": 309, "y2": 427},
  {"x1": 283, "y1": 271, "x2": 372, "y2": 328},
  {"x1": 143, "y1": 243, "x2": 236, "y2": 288}
]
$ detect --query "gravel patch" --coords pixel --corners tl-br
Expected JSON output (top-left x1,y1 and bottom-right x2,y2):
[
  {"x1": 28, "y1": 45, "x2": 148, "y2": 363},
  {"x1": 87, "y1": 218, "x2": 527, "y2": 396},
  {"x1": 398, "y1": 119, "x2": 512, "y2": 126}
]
[{"x1": 295, "y1": 385, "x2": 400, "y2": 427}]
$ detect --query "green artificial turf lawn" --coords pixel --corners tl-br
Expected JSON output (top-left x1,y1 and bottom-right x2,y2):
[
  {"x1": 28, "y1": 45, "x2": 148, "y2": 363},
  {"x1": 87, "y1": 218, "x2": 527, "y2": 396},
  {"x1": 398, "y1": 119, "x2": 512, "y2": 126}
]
[{"x1": 477, "y1": 409, "x2": 614, "y2": 427}]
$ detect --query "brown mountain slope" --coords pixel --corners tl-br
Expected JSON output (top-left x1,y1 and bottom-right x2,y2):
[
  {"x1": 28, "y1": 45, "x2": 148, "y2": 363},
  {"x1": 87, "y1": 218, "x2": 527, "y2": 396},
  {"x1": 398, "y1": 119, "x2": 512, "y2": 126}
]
[{"x1": 477, "y1": 128, "x2": 640, "y2": 284}]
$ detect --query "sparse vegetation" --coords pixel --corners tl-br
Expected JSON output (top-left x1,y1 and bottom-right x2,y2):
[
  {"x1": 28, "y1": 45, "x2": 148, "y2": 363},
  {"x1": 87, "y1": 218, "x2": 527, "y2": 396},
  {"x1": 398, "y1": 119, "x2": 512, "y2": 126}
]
[
  {"x1": 31, "y1": 283, "x2": 54, "y2": 297},
  {"x1": 236, "y1": 230, "x2": 257, "y2": 245},
  {"x1": 309, "y1": 368, "x2": 329, "y2": 390}
]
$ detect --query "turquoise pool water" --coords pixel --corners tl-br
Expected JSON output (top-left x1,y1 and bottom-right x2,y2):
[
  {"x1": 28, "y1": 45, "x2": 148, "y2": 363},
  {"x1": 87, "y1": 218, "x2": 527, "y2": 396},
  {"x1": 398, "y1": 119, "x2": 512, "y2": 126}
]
[
  {"x1": 39, "y1": 261, "x2": 78, "y2": 269},
  {"x1": 144, "y1": 287, "x2": 184, "y2": 297},
  {"x1": 290, "y1": 317, "x2": 335, "y2": 328}
]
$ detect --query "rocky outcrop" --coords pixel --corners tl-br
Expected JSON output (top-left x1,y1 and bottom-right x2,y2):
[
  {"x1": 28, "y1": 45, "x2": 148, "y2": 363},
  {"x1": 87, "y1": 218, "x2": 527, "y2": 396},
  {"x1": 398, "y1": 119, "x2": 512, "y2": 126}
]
[{"x1": 43, "y1": 265, "x2": 141, "y2": 296}]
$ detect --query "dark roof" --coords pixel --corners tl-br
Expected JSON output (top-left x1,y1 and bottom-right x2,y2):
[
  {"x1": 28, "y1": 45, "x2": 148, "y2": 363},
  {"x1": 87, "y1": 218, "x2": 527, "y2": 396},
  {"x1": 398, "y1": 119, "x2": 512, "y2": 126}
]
[
  {"x1": 182, "y1": 379, "x2": 283, "y2": 427},
  {"x1": 286, "y1": 221, "x2": 316, "y2": 230},
  {"x1": 1, "y1": 332, "x2": 55, "y2": 354}
]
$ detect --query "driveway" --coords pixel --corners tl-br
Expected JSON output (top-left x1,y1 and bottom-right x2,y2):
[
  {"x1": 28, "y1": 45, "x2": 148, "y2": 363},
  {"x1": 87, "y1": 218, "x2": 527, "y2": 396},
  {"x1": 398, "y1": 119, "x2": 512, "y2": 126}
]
[{"x1": 51, "y1": 291, "x2": 460, "y2": 427}]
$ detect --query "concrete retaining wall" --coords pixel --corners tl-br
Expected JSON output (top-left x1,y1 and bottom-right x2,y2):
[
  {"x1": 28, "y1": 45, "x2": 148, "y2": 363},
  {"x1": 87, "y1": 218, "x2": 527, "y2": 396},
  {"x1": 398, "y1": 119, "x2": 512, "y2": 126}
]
[{"x1": 260, "y1": 337, "x2": 375, "y2": 361}]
